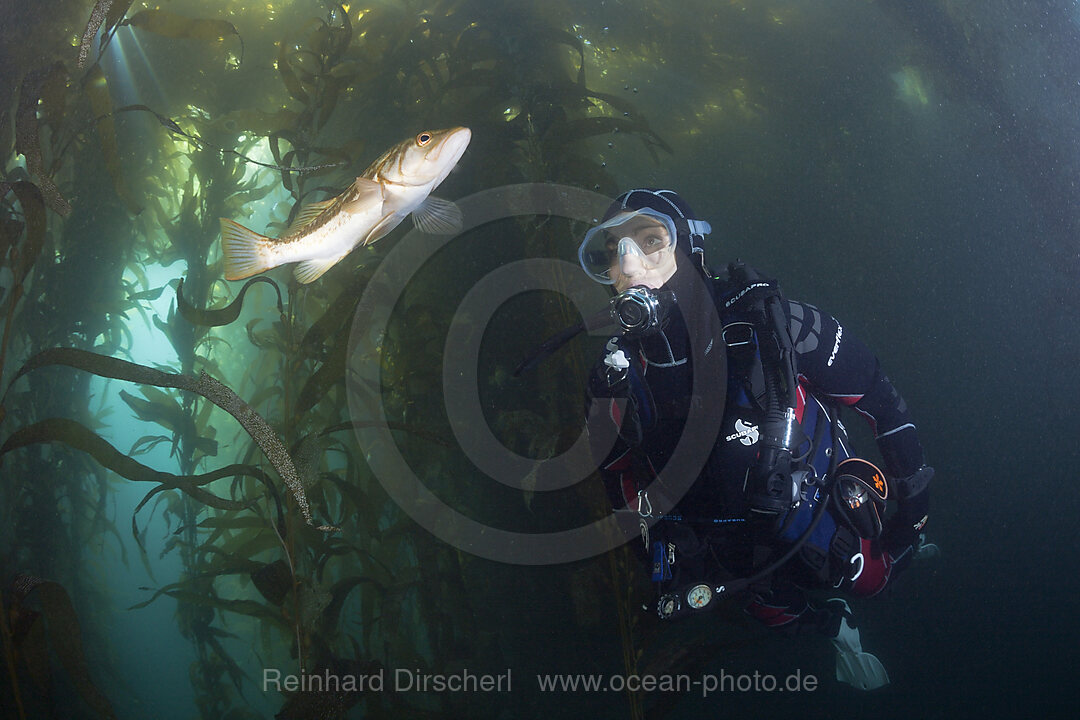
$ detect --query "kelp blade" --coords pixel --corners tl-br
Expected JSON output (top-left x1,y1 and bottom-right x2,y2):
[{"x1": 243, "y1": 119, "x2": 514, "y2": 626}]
[
  {"x1": 14, "y1": 67, "x2": 71, "y2": 216},
  {"x1": 0, "y1": 418, "x2": 252, "y2": 512},
  {"x1": 177, "y1": 276, "x2": 284, "y2": 327},
  {"x1": 2, "y1": 348, "x2": 334, "y2": 530},
  {"x1": 82, "y1": 65, "x2": 141, "y2": 214},
  {"x1": 78, "y1": 0, "x2": 114, "y2": 68},
  {"x1": 12, "y1": 577, "x2": 118, "y2": 720}
]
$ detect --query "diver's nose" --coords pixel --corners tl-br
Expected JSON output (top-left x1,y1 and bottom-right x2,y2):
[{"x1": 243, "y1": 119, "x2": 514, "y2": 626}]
[{"x1": 617, "y1": 238, "x2": 646, "y2": 277}]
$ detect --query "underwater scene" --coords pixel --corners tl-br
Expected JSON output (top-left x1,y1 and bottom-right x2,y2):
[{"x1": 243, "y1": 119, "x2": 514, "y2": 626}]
[{"x1": 1, "y1": 0, "x2": 1078, "y2": 718}]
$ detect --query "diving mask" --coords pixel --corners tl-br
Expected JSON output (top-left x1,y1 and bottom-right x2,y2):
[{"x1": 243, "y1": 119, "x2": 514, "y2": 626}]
[{"x1": 578, "y1": 209, "x2": 679, "y2": 284}]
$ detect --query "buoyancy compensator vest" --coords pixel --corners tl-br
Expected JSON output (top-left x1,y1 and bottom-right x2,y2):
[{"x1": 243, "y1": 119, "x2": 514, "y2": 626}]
[
  {"x1": 716, "y1": 263, "x2": 805, "y2": 525},
  {"x1": 650, "y1": 264, "x2": 845, "y2": 619}
]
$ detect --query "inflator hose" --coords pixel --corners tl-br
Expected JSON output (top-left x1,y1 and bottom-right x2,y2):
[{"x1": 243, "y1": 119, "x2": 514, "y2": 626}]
[
  {"x1": 714, "y1": 408, "x2": 842, "y2": 598},
  {"x1": 512, "y1": 306, "x2": 613, "y2": 377}
]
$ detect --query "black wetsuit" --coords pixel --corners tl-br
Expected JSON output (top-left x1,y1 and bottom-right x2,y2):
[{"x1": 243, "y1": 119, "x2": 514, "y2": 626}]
[{"x1": 586, "y1": 263, "x2": 928, "y2": 627}]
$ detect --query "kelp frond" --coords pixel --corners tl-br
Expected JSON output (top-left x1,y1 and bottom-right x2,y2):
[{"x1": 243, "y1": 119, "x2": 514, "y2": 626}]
[{"x1": 1, "y1": 348, "x2": 337, "y2": 531}]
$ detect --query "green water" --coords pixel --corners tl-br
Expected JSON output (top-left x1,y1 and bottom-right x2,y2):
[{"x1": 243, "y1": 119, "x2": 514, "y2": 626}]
[{"x1": 1, "y1": 1, "x2": 1078, "y2": 718}]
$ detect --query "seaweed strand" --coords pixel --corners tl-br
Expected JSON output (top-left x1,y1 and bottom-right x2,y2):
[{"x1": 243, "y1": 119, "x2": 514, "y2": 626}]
[
  {"x1": 2, "y1": 348, "x2": 338, "y2": 531},
  {"x1": 117, "y1": 104, "x2": 343, "y2": 174},
  {"x1": 176, "y1": 276, "x2": 284, "y2": 327},
  {"x1": 0, "y1": 590, "x2": 27, "y2": 720},
  {"x1": 267, "y1": 509, "x2": 305, "y2": 674},
  {"x1": 78, "y1": 0, "x2": 114, "y2": 69}
]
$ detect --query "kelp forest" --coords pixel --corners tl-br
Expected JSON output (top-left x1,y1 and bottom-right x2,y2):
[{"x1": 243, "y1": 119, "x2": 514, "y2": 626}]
[
  {"x1": 4, "y1": 0, "x2": 1071, "y2": 718},
  {"x1": 0, "y1": 1, "x2": 747, "y2": 717}
]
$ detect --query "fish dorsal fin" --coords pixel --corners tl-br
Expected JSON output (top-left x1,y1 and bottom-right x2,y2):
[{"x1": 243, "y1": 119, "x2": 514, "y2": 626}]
[
  {"x1": 294, "y1": 254, "x2": 346, "y2": 284},
  {"x1": 412, "y1": 196, "x2": 463, "y2": 235},
  {"x1": 284, "y1": 198, "x2": 336, "y2": 236}
]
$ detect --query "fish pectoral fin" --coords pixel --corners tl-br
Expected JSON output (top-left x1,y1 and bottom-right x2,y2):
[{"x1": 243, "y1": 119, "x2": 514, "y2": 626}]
[
  {"x1": 362, "y1": 212, "x2": 406, "y2": 246},
  {"x1": 342, "y1": 178, "x2": 384, "y2": 214},
  {"x1": 412, "y1": 196, "x2": 463, "y2": 235},
  {"x1": 294, "y1": 254, "x2": 346, "y2": 284},
  {"x1": 220, "y1": 218, "x2": 273, "y2": 281},
  {"x1": 284, "y1": 198, "x2": 337, "y2": 235}
]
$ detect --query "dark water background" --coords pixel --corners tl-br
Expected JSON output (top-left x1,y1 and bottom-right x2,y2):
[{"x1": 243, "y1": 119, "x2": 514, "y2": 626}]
[{"x1": 1, "y1": 0, "x2": 1079, "y2": 718}]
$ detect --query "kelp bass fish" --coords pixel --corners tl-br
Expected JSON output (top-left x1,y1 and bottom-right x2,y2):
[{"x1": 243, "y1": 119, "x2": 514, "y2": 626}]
[{"x1": 220, "y1": 127, "x2": 471, "y2": 284}]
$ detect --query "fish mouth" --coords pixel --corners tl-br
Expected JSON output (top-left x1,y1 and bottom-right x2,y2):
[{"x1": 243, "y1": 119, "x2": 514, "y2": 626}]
[{"x1": 427, "y1": 126, "x2": 472, "y2": 167}]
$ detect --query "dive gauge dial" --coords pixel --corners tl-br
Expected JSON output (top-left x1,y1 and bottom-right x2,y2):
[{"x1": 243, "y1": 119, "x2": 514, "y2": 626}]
[{"x1": 687, "y1": 584, "x2": 713, "y2": 609}]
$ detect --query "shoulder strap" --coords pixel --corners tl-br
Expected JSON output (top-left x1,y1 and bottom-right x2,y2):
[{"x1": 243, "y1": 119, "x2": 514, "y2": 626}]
[{"x1": 713, "y1": 261, "x2": 783, "y2": 320}]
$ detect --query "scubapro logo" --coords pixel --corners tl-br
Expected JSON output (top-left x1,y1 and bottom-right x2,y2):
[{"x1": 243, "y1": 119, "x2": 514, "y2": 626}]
[
  {"x1": 725, "y1": 419, "x2": 760, "y2": 446},
  {"x1": 724, "y1": 282, "x2": 771, "y2": 308}
]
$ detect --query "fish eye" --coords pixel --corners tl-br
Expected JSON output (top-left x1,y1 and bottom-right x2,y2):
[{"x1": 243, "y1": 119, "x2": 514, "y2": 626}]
[{"x1": 416, "y1": 132, "x2": 432, "y2": 146}]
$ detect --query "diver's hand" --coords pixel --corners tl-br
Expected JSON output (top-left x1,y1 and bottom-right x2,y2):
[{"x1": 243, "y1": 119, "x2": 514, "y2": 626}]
[{"x1": 883, "y1": 466, "x2": 933, "y2": 556}]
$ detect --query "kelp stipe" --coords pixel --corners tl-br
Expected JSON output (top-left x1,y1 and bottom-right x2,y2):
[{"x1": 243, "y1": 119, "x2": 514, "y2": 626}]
[{"x1": 0, "y1": 575, "x2": 117, "y2": 720}]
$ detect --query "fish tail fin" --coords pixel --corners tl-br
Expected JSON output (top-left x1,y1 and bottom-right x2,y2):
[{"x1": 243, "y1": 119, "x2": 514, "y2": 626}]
[{"x1": 220, "y1": 218, "x2": 274, "y2": 280}]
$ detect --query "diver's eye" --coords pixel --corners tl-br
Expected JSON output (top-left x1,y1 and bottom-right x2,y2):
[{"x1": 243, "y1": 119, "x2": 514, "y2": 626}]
[{"x1": 416, "y1": 132, "x2": 433, "y2": 146}]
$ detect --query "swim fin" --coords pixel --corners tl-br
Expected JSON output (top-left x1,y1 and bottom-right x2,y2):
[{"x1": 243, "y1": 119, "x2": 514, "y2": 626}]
[
  {"x1": 915, "y1": 532, "x2": 941, "y2": 561},
  {"x1": 829, "y1": 599, "x2": 890, "y2": 690}
]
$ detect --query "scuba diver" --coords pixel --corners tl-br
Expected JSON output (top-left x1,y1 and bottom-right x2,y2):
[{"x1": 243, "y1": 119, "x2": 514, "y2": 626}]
[{"x1": 577, "y1": 188, "x2": 935, "y2": 690}]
